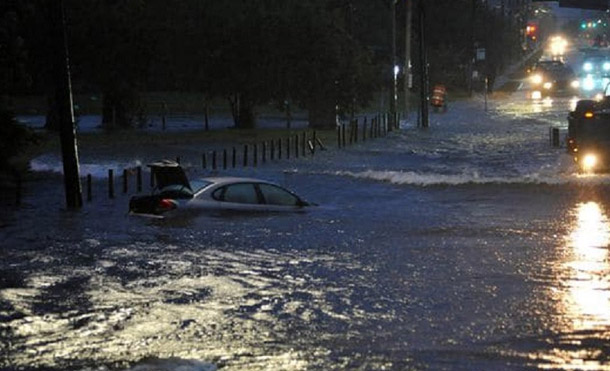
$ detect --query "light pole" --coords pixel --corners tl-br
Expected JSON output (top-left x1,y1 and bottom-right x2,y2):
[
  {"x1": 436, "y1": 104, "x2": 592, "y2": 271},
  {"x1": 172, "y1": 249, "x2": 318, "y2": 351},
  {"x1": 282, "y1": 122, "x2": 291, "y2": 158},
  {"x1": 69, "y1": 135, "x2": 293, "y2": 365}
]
[
  {"x1": 405, "y1": 0, "x2": 412, "y2": 120},
  {"x1": 391, "y1": 0, "x2": 398, "y2": 130}
]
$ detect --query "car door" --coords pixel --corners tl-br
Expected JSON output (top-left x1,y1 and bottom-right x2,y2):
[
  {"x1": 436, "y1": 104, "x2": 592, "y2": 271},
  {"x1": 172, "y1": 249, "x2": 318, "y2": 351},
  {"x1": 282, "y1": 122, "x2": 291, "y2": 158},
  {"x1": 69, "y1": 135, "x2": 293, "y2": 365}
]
[
  {"x1": 257, "y1": 183, "x2": 304, "y2": 212},
  {"x1": 216, "y1": 182, "x2": 263, "y2": 211}
]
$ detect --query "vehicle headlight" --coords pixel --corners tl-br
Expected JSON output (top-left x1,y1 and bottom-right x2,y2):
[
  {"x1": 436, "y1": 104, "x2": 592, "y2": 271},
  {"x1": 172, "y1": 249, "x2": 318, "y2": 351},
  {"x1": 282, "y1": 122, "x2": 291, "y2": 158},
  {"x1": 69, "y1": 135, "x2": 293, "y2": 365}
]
[
  {"x1": 531, "y1": 90, "x2": 542, "y2": 100},
  {"x1": 531, "y1": 74, "x2": 543, "y2": 85},
  {"x1": 595, "y1": 93, "x2": 604, "y2": 101},
  {"x1": 582, "y1": 154, "x2": 598, "y2": 171},
  {"x1": 604, "y1": 62, "x2": 610, "y2": 71},
  {"x1": 584, "y1": 62, "x2": 594, "y2": 71},
  {"x1": 543, "y1": 82, "x2": 553, "y2": 89},
  {"x1": 571, "y1": 80, "x2": 580, "y2": 88},
  {"x1": 584, "y1": 76, "x2": 595, "y2": 91}
]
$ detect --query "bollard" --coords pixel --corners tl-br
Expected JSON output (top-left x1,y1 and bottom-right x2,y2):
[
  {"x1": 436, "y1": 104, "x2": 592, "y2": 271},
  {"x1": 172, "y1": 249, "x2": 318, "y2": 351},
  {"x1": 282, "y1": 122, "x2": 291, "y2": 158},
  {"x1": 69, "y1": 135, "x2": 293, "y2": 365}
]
[
  {"x1": 312, "y1": 131, "x2": 317, "y2": 155},
  {"x1": 363, "y1": 119, "x2": 367, "y2": 141},
  {"x1": 342, "y1": 124, "x2": 346, "y2": 147},
  {"x1": 302, "y1": 132, "x2": 307, "y2": 156},
  {"x1": 286, "y1": 137, "x2": 290, "y2": 159},
  {"x1": 136, "y1": 166, "x2": 142, "y2": 192},
  {"x1": 278, "y1": 138, "x2": 282, "y2": 159},
  {"x1": 15, "y1": 171, "x2": 21, "y2": 206},
  {"x1": 223, "y1": 149, "x2": 227, "y2": 170},
  {"x1": 271, "y1": 140, "x2": 275, "y2": 160},
  {"x1": 232, "y1": 147, "x2": 237, "y2": 168},
  {"x1": 552, "y1": 127, "x2": 560, "y2": 148},
  {"x1": 337, "y1": 126, "x2": 341, "y2": 148},
  {"x1": 262, "y1": 142, "x2": 267, "y2": 163},
  {"x1": 353, "y1": 121, "x2": 358, "y2": 143},
  {"x1": 295, "y1": 135, "x2": 299, "y2": 158},
  {"x1": 122, "y1": 169, "x2": 128, "y2": 193},
  {"x1": 108, "y1": 169, "x2": 114, "y2": 199},
  {"x1": 243, "y1": 144, "x2": 248, "y2": 167},
  {"x1": 202, "y1": 153, "x2": 207, "y2": 170},
  {"x1": 87, "y1": 174, "x2": 92, "y2": 201},
  {"x1": 212, "y1": 151, "x2": 217, "y2": 170},
  {"x1": 254, "y1": 144, "x2": 258, "y2": 167}
]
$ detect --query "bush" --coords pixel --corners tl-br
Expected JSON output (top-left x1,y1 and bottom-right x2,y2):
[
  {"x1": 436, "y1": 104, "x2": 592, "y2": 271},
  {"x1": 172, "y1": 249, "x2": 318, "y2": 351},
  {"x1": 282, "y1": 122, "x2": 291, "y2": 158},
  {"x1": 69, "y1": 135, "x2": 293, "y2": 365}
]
[{"x1": 0, "y1": 110, "x2": 39, "y2": 173}]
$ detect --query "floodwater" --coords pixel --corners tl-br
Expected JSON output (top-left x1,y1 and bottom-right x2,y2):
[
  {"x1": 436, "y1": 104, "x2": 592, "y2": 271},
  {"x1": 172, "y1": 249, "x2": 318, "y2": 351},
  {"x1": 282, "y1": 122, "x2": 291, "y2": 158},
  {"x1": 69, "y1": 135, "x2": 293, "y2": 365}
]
[{"x1": 3, "y1": 93, "x2": 610, "y2": 370}]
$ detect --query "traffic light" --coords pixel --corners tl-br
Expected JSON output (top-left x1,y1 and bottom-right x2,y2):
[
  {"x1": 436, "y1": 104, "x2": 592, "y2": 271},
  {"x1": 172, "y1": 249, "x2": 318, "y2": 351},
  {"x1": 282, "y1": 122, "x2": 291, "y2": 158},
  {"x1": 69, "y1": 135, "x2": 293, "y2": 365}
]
[{"x1": 526, "y1": 24, "x2": 538, "y2": 40}]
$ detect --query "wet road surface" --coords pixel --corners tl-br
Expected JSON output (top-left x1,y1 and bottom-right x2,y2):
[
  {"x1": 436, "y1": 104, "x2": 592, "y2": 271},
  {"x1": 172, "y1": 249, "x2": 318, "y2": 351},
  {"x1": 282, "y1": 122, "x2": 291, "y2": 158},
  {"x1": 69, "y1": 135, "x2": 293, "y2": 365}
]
[{"x1": 3, "y1": 92, "x2": 610, "y2": 370}]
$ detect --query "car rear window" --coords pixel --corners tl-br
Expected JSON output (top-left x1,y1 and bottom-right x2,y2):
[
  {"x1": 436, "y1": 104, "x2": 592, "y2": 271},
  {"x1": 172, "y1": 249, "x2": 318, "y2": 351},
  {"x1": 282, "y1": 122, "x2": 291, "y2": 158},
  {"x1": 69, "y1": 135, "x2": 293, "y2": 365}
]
[{"x1": 190, "y1": 180, "x2": 213, "y2": 193}]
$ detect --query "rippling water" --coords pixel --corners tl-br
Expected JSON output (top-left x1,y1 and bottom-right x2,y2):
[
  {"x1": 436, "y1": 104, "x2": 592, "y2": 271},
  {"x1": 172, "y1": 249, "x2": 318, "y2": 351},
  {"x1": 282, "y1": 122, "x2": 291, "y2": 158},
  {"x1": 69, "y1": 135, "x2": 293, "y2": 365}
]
[{"x1": 3, "y1": 96, "x2": 610, "y2": 370}]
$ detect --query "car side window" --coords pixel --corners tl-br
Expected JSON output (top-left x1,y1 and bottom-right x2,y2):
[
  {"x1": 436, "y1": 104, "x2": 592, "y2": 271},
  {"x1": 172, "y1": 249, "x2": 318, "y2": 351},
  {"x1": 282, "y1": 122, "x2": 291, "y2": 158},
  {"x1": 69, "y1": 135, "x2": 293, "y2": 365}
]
[
  {"x1": 223, "y1": 183, "x2": 260, "y2": 204},
  {"x1": 258, "y1": 184, "x2": 299, "y2": 206},
  {"x1": 211, "y1": 187, "x2": 224, "y2": 201}
]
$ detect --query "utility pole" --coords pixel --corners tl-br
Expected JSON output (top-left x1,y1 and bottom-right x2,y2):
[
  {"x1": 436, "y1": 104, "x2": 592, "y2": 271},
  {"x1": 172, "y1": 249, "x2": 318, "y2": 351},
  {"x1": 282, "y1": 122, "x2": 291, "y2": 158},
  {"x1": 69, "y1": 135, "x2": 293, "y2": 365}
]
[
  {"x1": 50, "y1": 0, "x2": 82, "y2": 209},
  {"x1": 390, "y1": 0, "x2": 397, "y2": 130},
  {"x1": 469, "y1": 0, "x2": 476, "y2": 97},
  {"x1": 405, "y1": 0, "x2": 412, "y2": 120},
  {"x1": 418, "y1": 0, "x2": 429, "y2": 128}
]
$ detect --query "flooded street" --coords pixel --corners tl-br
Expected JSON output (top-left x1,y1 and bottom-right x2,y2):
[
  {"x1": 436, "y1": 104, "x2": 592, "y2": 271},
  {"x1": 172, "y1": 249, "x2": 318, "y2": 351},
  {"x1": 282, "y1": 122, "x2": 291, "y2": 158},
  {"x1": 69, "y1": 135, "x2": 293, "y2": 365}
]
[{"x1": 3, "y1": 94, "x2": 610, "y2": 370}]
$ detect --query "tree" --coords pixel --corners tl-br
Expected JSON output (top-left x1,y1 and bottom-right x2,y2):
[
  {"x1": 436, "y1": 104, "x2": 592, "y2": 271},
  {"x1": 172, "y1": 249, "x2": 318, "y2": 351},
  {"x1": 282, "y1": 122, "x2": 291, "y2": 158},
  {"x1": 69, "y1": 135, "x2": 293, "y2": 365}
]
[{"x1": 65, "y1": 0, "x2": 153, "y2": 129}]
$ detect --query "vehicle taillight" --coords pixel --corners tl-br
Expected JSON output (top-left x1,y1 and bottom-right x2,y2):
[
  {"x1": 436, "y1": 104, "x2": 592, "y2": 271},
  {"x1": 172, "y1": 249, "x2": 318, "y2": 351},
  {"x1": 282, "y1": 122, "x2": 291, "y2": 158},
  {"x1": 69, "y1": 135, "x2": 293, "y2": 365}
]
[
  {"x1": 158, "y1": 198, "x2": 177, "y2": 211},
  {"x1": 585, "y1": 111, "x2": 594, "y2": 118}
]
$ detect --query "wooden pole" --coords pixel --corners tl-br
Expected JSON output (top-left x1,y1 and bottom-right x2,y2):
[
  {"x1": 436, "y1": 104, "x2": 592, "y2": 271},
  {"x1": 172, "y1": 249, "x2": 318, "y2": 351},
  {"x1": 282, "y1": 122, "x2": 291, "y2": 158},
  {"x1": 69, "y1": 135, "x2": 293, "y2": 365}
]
[
  {"x1": 122, "y1": 169, "x2": 128, "y2": 193},
  {"x1": 108, "y1": 169, "x2": 114, "y2": 199},
  {"x1": 136, "y1": 166, "x2": 142, "y2": 192},
  {"x1": 243, "y1": 144, "x2": 248, "y2": 167},
  {"x1": 87, "y1": 174, "x2": 92, "y2": 201}
]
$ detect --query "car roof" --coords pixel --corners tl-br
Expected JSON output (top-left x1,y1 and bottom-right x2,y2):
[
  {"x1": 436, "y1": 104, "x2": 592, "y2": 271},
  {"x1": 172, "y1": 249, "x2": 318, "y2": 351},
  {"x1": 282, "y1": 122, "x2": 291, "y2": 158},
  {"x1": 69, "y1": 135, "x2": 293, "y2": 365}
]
[{"x1": 196, "y1": 176, "x2": 280, "y2": 187}]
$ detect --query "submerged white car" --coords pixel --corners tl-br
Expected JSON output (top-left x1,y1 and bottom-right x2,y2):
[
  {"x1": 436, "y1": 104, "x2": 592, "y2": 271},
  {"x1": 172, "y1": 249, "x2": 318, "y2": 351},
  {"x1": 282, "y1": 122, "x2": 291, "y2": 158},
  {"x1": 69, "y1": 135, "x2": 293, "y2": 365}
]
[{"x1": 129, "y1": 160, "x2": 312, "y2": 217}]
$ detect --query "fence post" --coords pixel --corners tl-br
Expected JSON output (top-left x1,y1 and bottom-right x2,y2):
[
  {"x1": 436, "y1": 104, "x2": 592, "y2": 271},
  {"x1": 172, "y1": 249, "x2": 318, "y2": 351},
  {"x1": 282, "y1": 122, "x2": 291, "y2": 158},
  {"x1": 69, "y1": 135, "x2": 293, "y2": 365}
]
[
  {"x1": 223, "y1": 149, "x2": 227, "y2": 169},
  {"x1": 122, "y1": 169, "x2": 128, "y2": 193},
  {"x1": 212, "y1": 150, "x2": 217, "y2": 170},
  {"x1": 286, "y1": 137, "x2": 290, "y2": 159},
  {"x1": 312, "y1": 131, "x2": 317, "y2": 155},
  {"x1": 108, "y1": 169, "x2": 114, "y2": 199},
  {"x1": 136, "y1": 166, "x2": 142, "y2": 192},
  {"x1": 552, "y1": 127, "x2": 560, "y2": 148},
  {"x1": 342, "y1": 124, "x2": 346, "y2": 147},
  {"x1": 278, "y1": 138, "x2": 282, "y2": 159},
  {"x1": 202, "y1": 153, "x2": 207, "y2": 169},
  {"x1": 363, "y1": 118, "x2": 367, "y2": 141},
  {"x1": 271, "y1": 140, "x2": 275, "y2": 160},
  {"x1": 15, "y1": 171, "x2": 21, "y2": 206},
  {"x1": 232, "y1": 147, "x2": 237, "y2": 168},
  {"x1": 254, "y1": 143, "x2": 258, "y2": 167},
  {"x1": 262, "y1": 142, "x2": 267, "y2": 163},
  {"x1": 302, "y1": 132, "x2": 307, "y2": 156},
  {"x1": 243, "y1": 144, "x2": 248, "y2": 167},
  {"x1": 337, "y1": 126, "x2": 341, "y2": 148},
  {"x1": 87, "y1": 174, "x2": 92, "y2": 201}
]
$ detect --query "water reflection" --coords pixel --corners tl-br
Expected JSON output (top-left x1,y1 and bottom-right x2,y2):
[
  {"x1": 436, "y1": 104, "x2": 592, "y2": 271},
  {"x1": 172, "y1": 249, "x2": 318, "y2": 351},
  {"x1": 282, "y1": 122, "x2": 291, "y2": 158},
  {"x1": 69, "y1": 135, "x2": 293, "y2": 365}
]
[
  {"x1": 566, "y1": 202, "x2": 610, "y2": 329},
  {"x1": 542, "y1": 201, "x2": 610, "y2": 370}
]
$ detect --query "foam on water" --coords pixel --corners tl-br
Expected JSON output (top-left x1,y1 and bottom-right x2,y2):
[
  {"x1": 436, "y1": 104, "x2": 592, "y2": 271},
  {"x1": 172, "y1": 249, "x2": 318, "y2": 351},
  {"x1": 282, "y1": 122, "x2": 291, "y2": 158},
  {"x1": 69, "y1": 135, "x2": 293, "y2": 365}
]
[{"x1": 331, "y1": 169, "x2": 610, "y2": 187}]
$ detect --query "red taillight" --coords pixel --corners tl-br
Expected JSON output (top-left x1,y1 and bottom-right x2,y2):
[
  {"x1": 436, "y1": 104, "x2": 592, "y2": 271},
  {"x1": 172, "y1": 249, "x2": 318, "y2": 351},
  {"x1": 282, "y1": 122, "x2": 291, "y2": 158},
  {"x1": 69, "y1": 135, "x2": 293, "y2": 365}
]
[
  {"x1": 158, "y1": 198, "x2": 177, "y2": 211},
  {"x1": 584, "y1": 111, "x2": 594, "y2": 118}
]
